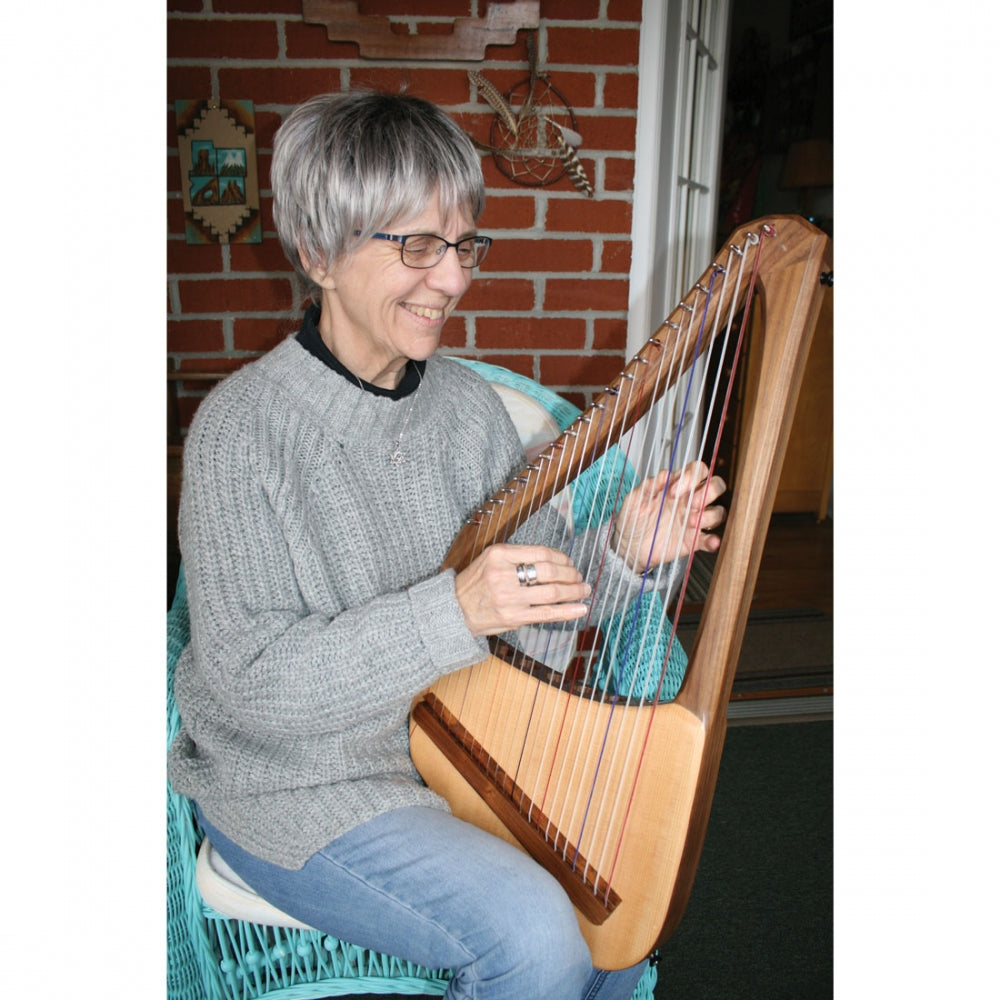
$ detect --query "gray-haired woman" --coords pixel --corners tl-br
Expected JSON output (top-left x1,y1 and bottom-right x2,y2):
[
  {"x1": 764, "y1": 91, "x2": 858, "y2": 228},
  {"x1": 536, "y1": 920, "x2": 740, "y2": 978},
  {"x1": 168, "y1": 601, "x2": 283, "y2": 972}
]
[{"x1": 168, "y1": 89, "x2": 724, "y2": 1000}]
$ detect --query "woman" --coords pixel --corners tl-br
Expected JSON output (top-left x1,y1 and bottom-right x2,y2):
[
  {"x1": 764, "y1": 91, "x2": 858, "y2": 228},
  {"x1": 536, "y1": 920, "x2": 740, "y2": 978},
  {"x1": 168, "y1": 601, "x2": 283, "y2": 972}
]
[{"x1": 168, "y1": 90, "x2": 725, "y2": 1000}]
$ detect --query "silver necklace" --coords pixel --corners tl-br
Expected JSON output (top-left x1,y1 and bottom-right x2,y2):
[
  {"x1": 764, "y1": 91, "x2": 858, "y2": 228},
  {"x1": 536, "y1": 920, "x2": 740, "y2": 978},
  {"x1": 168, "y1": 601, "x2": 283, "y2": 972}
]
[{"x1": 351, "y1": 363, "x2": 423, "y2": 466}]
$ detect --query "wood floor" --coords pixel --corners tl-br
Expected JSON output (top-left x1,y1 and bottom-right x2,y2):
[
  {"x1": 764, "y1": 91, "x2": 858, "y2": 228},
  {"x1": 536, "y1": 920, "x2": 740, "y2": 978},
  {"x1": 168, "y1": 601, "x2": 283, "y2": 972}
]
[
  {"x1": 751, "y1": 512, "x2": 833, "y2": 616},
  {"x1": 728, "y1": 511, "x2": 833, "y2": 719}
]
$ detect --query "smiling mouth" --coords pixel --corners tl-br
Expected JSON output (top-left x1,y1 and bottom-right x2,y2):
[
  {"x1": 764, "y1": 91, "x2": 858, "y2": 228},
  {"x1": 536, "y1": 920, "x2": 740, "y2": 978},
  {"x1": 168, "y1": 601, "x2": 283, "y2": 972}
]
[{"x1": 405, "y1": 303, "x2": 446, "y2": 321}]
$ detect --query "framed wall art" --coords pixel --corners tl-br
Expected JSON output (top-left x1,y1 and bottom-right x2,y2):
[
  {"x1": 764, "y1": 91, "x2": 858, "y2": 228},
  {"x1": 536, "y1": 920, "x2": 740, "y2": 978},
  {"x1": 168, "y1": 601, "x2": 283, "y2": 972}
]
[{"x1": 175, "y1": 99, "x2": 261, "y2": 245}]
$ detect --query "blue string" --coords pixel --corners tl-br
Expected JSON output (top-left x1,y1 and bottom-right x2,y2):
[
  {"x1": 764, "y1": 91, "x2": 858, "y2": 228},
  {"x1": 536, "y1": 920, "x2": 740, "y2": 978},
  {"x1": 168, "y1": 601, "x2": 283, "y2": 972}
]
[
  {"x1": 602, "y1": 266, "x2": 720, "y2": 701},
  {"x1": 570, "y1": 270, "x2": 722, "y2": 868}
]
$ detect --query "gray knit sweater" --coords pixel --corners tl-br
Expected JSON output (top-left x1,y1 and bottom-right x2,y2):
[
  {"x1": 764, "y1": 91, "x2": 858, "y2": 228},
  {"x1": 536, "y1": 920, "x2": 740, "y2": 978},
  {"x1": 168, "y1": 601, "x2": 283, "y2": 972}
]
[{"x1": 168, "y1": 335, "x2": 646, "y2": 870}]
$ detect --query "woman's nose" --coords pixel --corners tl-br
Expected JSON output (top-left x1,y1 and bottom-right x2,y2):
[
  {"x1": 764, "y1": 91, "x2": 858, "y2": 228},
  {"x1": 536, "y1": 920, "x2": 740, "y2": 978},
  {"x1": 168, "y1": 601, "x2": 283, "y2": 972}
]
[{"x1": 425, "y1": 247, "x2": 473, "y2": 296}]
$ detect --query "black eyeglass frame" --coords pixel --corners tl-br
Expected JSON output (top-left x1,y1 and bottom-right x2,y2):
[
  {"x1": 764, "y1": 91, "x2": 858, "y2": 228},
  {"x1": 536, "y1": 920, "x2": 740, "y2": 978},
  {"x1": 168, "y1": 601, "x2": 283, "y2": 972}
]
[{"x1": 370, "y1": 231, "x2": 493, "y2": 269}]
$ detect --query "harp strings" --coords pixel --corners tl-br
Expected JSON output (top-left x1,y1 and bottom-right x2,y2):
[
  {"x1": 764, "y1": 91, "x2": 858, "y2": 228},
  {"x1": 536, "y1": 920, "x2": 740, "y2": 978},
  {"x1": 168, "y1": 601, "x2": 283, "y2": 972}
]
[
  {"x1": 597, "y1": 258, "x2": 742, "y2": 700},
  {"x1": 599, "y1": 228, "x2": 770, "y2": 900},
  {"x1": 549, "y1": 256, "x2": 743, "y2": 877},
  {"x1": 541, "y1": 229, "x2": 768, "y2": 891},
  {"x1": 595, "y1": 268, "x2": 727, "y2": 687},
  {"x1": 446, "y1": 391, "x2": 615, "y2": 794},
  {"x1": 476, "y1": 254, "x2": 730, "y2": 869},
  {"x1": 436, "y1": 223, "x2": 771, "y2": 898}
]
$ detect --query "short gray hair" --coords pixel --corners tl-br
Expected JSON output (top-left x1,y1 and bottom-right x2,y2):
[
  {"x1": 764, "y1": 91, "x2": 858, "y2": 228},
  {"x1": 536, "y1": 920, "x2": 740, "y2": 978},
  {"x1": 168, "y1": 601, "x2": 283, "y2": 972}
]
[{"x1": 271, "y1": 90, "x2": 485, "y2": 285}]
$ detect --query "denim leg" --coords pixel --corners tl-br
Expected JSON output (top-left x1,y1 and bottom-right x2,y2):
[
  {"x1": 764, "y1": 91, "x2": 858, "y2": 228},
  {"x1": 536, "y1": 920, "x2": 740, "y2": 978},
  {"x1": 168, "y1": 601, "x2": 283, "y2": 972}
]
[
  {"x1": 198, "y1": 805, "x2": 608, "y2": 1000},
  {"x1": 581, "y1": 964, "x2": 649, "y2": 1000}
]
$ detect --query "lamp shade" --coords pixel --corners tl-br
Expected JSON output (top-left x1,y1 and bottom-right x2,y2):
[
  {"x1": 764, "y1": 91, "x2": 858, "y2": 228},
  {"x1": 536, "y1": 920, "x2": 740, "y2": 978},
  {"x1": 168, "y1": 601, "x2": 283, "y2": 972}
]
[{"x1": 780, "y1": 139, "x2": 833, "y2": 190}]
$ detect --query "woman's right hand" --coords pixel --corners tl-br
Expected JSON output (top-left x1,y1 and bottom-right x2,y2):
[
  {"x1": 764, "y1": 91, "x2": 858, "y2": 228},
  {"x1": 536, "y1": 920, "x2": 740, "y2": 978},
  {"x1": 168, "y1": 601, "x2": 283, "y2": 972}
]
[{"x1": 454, "y1": 543, "x2": 591, "y2": 638}]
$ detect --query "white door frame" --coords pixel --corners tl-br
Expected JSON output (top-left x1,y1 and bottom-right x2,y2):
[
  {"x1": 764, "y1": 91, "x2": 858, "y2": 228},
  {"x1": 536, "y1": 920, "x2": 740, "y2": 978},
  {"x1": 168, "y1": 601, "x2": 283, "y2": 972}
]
[
  {"x1": 626, "y1": 0, "x2": 732, "y2": 469},
  {"x1": 628, "y1": 0, "x2": 732, "y2": 356}
]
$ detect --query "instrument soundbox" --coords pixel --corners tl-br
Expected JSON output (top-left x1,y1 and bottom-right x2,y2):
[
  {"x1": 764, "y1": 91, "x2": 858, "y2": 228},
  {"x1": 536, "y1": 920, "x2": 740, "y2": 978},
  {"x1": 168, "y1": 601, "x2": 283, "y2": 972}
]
[{"x1": 410, "y1": 215, "x2": 832, "y2": 970}]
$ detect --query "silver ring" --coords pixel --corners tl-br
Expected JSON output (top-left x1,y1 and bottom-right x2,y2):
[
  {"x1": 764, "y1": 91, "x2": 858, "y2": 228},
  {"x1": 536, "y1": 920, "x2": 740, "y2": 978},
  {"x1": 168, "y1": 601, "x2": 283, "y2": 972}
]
[{"x1": 517, "y1": 562, "x2": 538, "y2": 586}]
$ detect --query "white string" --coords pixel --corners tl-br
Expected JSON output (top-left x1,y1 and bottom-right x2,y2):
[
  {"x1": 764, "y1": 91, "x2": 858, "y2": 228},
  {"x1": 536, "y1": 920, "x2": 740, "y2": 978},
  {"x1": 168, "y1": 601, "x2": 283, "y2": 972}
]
[
  {"x1": 586, "y1": 246, "x2": 752, "y2": 886},
  {"x1": 436, "y1": 228, "x2": 761, "y2": 894}
]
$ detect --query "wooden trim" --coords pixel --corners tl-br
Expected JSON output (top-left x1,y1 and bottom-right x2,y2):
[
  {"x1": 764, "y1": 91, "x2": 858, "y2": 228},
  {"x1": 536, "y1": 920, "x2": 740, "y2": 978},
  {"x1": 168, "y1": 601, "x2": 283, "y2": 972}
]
[{"x1": 301, "y1": 0, "x2": 539, "y2": 61}]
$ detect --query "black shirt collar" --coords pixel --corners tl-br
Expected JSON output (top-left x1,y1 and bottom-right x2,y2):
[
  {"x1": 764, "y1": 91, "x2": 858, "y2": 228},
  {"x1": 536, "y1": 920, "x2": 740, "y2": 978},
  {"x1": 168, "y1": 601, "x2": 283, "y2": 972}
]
[{"x1": 295, "y1": 303, "x2": 425, "y2": 400}]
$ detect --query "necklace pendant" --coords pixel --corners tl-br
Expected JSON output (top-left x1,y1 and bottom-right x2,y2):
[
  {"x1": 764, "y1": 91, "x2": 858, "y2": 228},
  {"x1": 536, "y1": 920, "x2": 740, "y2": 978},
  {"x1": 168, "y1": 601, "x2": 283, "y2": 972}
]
[{"x1": 390, "y1": 447, "x2": 404, "y2": 466}]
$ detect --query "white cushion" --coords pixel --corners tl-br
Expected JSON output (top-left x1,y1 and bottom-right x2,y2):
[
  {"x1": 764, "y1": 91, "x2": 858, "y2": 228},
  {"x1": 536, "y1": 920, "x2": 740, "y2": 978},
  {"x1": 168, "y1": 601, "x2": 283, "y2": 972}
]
[
  {"x1": 489, "y1": 382, "x2": 562, "y2": 459},
  {"x1": 196, "y1": 837, "x2": 315, "y2": 930}
]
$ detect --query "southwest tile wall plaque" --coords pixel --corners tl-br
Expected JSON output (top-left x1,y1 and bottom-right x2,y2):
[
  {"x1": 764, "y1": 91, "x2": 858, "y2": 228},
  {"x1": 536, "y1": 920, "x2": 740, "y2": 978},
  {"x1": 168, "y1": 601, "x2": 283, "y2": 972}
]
[{"x1": 175, "y1": 100, "x2": 262, "y2": 245}]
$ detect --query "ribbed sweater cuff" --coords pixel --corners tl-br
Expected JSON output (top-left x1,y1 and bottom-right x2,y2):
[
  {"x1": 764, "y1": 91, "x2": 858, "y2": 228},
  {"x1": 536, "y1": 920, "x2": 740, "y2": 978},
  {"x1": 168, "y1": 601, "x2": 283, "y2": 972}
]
[{"x1": 409, "y1": 570, "x2": 488, "y2": 673}]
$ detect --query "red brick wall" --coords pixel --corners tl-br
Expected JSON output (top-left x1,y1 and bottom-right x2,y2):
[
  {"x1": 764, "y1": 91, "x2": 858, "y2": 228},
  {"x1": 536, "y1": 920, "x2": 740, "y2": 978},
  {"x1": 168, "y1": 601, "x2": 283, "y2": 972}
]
[{"x1": 167, "y1": 1, "x2": 644, "y2": 425}]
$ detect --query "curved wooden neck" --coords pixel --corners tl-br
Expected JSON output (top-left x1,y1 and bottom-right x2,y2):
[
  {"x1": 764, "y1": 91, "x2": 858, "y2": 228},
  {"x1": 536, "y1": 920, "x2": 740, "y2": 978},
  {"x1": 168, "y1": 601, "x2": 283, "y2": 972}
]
[{"x1": 441, "y1": 216, "x2": 830, "y2": 578}]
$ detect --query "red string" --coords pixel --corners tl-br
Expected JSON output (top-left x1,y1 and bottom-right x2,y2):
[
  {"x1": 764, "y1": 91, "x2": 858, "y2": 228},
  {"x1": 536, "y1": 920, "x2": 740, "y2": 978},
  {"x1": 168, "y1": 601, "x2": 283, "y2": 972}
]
[{"x1": 602, "y1": 225, "x2": 771, "y2": 902}]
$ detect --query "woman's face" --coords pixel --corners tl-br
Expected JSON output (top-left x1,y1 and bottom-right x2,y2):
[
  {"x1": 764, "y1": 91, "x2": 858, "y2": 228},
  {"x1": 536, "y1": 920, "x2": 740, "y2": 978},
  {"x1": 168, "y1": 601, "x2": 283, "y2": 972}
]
[{"x1": 319, "y1": 191, "x2": 476, "y2": 388}]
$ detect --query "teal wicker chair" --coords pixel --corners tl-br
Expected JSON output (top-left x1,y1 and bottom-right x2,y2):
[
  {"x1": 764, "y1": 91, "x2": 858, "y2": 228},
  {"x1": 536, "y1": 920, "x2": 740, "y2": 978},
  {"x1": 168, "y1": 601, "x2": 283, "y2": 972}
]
[
  {"x1": 168, "y1": 571, "x2": 455, "y2": 999},
  {"x1": 167, "y1": 363, "x2": 662, "y2": 1000}
]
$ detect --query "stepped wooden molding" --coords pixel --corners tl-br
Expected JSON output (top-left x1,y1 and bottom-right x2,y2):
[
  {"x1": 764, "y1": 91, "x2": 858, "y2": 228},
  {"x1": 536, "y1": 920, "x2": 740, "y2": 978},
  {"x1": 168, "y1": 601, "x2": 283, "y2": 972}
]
[{"x1": 301, "y1": 1, "x2": 539, "y2": 61}]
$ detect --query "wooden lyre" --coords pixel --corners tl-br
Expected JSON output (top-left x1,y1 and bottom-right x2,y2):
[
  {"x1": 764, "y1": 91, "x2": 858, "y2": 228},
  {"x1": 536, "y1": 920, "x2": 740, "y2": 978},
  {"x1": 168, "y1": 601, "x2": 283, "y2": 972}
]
[{"x1": 410, "y1": 215, "x2": 831, "y2": 970}]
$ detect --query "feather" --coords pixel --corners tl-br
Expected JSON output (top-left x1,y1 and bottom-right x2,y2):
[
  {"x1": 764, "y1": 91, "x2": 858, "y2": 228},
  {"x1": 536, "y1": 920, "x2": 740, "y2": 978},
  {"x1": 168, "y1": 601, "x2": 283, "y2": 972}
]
[
  {"x1": 469, "y1": 71, "x2": 518, "y2": 137},
  {"x1": 546, "y1": 116, "x2": 594, "y2": 198},
  {"x1": 518, "y1": 33, "x2": 539, "y2": 126}
]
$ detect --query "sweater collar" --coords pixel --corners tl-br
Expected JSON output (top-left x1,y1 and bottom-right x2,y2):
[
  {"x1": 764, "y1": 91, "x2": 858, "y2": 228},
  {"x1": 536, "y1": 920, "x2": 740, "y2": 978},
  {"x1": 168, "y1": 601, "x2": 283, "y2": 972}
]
[{"x1": 295, "y1": 303, "x2": 425, "y2": 401}]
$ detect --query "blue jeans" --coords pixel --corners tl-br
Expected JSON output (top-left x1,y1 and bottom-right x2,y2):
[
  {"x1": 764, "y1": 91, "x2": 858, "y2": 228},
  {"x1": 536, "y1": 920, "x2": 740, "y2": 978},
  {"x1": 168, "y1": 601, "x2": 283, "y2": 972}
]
[{"x1": 198, "y1": 805, "x2": 648, "y2": 1000}]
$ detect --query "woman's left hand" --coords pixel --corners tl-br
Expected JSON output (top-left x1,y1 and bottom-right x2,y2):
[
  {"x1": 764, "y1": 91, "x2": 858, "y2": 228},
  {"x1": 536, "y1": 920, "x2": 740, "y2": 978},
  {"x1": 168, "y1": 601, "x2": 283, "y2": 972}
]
[{"x1": 611, "y1": 461, "x2": 727, "y2": 574}]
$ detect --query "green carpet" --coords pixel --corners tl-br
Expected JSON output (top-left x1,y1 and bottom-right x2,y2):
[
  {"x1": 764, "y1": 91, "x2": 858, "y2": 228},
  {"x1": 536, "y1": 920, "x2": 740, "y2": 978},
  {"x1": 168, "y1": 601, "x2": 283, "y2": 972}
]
[{"x1": 654, "y1": 720, "x2": 833, "y2": 999}]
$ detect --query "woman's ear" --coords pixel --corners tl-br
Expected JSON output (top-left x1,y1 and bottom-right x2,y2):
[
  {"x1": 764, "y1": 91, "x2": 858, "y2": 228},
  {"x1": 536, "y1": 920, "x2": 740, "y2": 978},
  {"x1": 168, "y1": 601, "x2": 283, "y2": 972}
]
[{"x1": 298, "y1": 249, "x2": 337, "y2": 290}]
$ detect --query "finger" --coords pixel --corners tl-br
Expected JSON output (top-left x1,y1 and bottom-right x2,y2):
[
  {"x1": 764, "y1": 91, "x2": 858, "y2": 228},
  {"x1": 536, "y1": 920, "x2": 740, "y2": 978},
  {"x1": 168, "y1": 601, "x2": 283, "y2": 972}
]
[
  {"x1": 498, "y1": 548, "x2": 585, "y2": 592},
  {"x1": 647, "y1": 468, "x2": 672, "y2": 493},
  {"x1": 511, "y1": 592, "x2": 591, "y2": 627},
  {"x1": 687, "y1": 502, "x2": 726, "y2": 530},
  {"x1": 529, "y1": 601, "x2": 591, "y2": 624},
  {"x1": 702, "y1": 474, "x2": 727, "y2": 503},
  {"x1": 531, "y1": 562, "x2": 588, "y2": 587},
  {"x1": 699, "y1": 504, "x2": 727, "y2": 531},
  {"x1": 668, "y1": 461, "x2": 710, "y2": 497},
  {"x1": 673, "y1": 473, "x2": 726, "y2": 515},
  {"x1": 524, "y1": 580, "x2": 591, "y2": 605},
  {"x1": 498, "y1": 543, "x2": 580, "y2": 571},
  {"x1": 486, "y1": 577, "x2": 590, "y2": 626},
  {"x1": 695, "y1": 532, "x2": 722, "y2": 553}
]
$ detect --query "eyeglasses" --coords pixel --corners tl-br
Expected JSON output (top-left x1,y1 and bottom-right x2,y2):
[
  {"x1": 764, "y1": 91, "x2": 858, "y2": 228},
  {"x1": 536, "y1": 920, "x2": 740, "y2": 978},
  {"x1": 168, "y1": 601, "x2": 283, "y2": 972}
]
[{"x1": 371, "y1": 232, "x2": 492, "y2": 269}]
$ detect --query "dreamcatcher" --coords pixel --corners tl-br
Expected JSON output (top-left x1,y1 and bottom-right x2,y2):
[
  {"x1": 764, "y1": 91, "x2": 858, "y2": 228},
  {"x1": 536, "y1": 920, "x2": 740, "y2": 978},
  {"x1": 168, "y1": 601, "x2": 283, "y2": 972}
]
[{"x1": 469, "y1": 35, "x2": 593, "y2": 197}]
